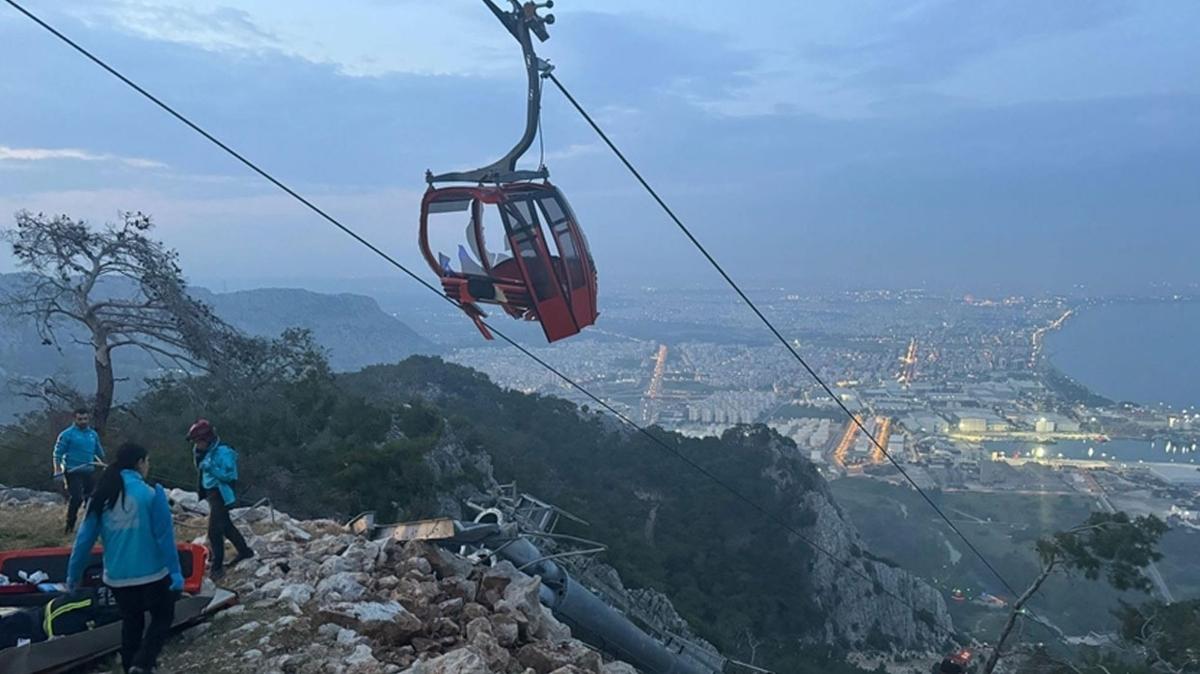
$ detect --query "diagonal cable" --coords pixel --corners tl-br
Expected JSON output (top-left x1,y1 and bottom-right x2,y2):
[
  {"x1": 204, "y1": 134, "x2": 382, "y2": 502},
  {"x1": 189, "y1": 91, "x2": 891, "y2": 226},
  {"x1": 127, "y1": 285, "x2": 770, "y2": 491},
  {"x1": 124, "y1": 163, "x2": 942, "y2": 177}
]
[
  {"x1": 547, "y1": 72, "x2": 1021, "y2": 599},
  {"x1": 4, "y1": 0, "x2": 960, "y2": 636}
]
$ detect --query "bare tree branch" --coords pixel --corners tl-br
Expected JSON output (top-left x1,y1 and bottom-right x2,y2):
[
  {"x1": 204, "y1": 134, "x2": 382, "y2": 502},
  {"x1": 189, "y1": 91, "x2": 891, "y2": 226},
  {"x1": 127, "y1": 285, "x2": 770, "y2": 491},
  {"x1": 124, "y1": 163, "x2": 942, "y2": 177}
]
[
  {"x1": 1, "y1": 210, "x2": 246, "y2": 432},
  {"x1": 984, "y1": 512, "x2": 1168, "y2": 674},
  {"x1": 9, "y1": 377, "x2": 85, "y2": 411}
]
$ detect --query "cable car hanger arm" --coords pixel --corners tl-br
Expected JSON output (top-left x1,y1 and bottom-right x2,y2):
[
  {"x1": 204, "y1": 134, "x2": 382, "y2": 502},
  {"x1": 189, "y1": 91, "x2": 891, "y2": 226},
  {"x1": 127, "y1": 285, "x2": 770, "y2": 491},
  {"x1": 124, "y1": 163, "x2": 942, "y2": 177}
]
[{"x1": 426, "y1": 1, "x2": 556, "y2": 186}]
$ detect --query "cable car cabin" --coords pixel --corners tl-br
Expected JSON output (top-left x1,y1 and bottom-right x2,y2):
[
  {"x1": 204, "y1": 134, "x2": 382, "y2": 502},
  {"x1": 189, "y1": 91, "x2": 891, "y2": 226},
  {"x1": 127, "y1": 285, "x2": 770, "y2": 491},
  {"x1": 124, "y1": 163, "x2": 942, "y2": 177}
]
[
  {"x1": 938, "y1": 648, "x2": 974, "y2": 674},
  {"x1": 419, "y1": 182, "x2": 598, "y2": 342}
]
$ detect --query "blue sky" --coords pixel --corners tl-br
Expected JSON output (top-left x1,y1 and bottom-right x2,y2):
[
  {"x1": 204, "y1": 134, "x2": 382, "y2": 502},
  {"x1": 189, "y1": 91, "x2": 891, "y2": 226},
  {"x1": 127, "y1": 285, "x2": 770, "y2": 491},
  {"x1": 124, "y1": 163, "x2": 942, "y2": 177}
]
[{"x1": 1, "y1": 0, "x2": 1197, "y2": 293}]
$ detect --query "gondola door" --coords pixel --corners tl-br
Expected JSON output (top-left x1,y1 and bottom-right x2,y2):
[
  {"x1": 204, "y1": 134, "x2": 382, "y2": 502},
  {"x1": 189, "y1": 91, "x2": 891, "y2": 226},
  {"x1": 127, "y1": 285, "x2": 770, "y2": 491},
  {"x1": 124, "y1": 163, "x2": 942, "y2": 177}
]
[
  {"x1": 498, "y1": 196, "x2": 580, "y2": 342},
  {"x1": 536, "y1": 189, "x2": 597, "y2": 330}
]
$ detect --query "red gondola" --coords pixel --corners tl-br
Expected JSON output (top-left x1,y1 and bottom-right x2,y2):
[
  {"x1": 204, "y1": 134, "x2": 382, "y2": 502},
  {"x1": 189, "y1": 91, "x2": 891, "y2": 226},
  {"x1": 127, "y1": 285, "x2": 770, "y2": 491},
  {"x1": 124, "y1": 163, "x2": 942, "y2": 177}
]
[
  {"x1": 420, "y1": 183, "x2": 596, "y2": 342},
  {"x1": 938, "y1": 648, "x2": 974, "y2": 674},
  {"x1": 419, "y1": 0, "x2": 598, "y2": 343}
]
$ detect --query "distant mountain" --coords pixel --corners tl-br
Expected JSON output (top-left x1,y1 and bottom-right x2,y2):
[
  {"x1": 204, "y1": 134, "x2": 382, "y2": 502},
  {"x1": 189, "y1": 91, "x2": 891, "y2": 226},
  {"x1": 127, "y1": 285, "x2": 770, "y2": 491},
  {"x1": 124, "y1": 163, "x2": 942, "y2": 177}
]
[
  {"x1": 192, "y1": 287, "x2": 437, "y2": 371},
  {"x1": 0, "y1": 274, "x2": 436, "y2": 420},
  {"x1": 0, "y1": 273, "x2": 96, "y2": 420}
]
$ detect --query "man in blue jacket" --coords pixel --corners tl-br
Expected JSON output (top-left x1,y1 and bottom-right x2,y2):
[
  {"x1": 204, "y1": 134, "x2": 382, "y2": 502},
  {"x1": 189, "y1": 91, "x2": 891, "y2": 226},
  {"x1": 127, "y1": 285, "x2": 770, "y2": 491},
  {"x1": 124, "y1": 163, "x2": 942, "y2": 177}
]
[
  {"x1": 53, "y1": 407, "x2": 106, "y2": 533},
  {"x1": 187, "y1": 419, "x2": 254, "y2": 579}
]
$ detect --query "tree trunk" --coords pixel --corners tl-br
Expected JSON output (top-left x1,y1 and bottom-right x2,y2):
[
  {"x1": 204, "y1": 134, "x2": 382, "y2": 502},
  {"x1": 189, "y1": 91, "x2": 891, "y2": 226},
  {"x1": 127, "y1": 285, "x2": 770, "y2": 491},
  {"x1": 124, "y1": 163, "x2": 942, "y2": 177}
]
[
  {"x1": 983, "y1": 560, "x2": 1056, "y2": 674},
  {"x1": 93, "y1": 341, "x2": 114, "y2": 435}
]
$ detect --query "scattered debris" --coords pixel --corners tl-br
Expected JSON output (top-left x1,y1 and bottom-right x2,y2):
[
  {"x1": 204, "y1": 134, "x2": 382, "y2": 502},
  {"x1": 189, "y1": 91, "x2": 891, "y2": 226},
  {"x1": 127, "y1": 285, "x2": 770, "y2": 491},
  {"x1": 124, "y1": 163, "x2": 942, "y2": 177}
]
[{"x1": 154, "y1": 491, "x2": 641, "y2": 674}]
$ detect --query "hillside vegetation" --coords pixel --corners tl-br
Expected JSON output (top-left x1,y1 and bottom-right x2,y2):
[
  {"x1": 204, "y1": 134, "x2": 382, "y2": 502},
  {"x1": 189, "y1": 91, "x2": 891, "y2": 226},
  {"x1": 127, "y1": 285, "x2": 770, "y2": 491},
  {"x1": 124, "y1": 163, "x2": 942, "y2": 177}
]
[
  {"x1": 831, "y1": 478, "x2": 1200, "y2": 644},
  {"x1": 1, "y1": 354, "x2": 951, "y2": 672}
]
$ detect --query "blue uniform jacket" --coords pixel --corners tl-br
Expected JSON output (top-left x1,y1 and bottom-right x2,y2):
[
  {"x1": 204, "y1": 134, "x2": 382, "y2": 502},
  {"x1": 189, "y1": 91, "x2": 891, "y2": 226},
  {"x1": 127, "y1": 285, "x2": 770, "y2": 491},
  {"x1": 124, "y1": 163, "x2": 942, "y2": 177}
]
[
  {"x1": 196, "y1": 439, "x2": 239, "y2": 506},
  {"x1": 53, "y1": 425, "x2": 105, "y2": 474},
  {"x1": 67, "y1": 470, "x2": 183, "y2": 590}
]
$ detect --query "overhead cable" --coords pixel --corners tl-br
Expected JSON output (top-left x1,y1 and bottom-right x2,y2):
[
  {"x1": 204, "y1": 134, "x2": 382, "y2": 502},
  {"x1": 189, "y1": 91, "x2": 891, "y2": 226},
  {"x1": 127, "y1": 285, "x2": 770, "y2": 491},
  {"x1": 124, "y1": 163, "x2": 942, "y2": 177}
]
[
  {"x1": 547, "y1": 71, "x2": 1022, "y2": 600},
  {"x1": 5, "y1": 0, "x2": 958, "y2": 636}
]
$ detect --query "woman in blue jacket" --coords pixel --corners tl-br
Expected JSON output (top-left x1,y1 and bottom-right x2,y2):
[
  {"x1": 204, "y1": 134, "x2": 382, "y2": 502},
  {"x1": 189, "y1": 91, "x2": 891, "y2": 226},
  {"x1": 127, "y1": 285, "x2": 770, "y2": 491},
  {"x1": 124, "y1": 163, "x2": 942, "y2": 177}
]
[{"x1": 67, "y1": 442, "x2": 182, "y2": 674}]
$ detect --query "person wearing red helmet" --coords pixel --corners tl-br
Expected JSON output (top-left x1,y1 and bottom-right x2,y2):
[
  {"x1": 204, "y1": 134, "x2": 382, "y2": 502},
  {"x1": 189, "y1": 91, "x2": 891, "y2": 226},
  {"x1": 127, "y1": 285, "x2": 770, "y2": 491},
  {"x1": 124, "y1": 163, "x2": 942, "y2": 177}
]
[{"x1": 186, "y1": 419, "x2": 253, "y2": 580}]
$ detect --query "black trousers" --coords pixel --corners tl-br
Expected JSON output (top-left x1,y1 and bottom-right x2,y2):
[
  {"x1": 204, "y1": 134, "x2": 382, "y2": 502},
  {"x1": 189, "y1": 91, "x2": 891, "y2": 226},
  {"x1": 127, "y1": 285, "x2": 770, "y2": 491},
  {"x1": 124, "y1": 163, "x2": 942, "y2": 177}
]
[
  {"x1": 64, "y1": 471, "x2": 95, "y2": 532},
  {"x1": 110, "y1": 576, "x2": 175, "y2": 672},
  {"x1": 205, "y1": 489, "x2": 251, "y2": 570}
]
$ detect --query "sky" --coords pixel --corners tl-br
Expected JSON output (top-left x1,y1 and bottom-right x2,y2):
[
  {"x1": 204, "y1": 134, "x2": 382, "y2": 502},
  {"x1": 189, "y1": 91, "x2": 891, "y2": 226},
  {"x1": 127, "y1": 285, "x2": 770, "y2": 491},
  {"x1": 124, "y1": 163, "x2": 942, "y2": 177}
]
[{"x1": 1, "y1": 0, "x2": 1198, "y2": 295}]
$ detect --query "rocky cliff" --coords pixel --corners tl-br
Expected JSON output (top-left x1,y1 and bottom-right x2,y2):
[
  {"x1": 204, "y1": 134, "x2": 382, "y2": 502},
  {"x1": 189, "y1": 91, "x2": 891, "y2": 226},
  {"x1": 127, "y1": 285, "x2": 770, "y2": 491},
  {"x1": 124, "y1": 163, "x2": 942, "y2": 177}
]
[
  {"x1": 725, "y1": 426, "x2": 951, "y2": 650},
  {"x1": 343, "y1": 361, "x2": 955, "y2": 656}
]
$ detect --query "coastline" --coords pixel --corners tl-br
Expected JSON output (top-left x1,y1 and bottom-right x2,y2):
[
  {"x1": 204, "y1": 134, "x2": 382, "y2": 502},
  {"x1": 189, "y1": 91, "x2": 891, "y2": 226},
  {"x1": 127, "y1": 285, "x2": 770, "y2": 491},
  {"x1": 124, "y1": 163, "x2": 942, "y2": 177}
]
[{"x1": 1044, "y1": 300, "x2": 1200, "y2": 411}]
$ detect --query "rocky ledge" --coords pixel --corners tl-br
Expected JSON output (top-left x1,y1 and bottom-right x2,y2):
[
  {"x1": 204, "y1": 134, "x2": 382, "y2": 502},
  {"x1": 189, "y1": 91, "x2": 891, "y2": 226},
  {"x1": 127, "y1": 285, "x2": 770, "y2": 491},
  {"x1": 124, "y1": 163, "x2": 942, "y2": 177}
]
[
  {"x1": 0, "y1": 484, "x2": 639, "y2": 674},
  {"x1": 164, "y1": 491, "x2": 639, "y2": 674}
]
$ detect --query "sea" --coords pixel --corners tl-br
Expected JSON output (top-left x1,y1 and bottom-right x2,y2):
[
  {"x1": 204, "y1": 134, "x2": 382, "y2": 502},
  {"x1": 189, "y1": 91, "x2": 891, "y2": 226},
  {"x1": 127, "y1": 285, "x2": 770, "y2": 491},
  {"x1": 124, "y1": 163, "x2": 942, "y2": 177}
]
[
  {"x1": 986, "y1": 438, "x2": 1198, "y2": 465},
  {"x1": 1046, "y1": 300, "x2": 1200, "y2": 411},
  {"x1": 1001, "y1": 300, "x2": 1200, "y2": 465}
]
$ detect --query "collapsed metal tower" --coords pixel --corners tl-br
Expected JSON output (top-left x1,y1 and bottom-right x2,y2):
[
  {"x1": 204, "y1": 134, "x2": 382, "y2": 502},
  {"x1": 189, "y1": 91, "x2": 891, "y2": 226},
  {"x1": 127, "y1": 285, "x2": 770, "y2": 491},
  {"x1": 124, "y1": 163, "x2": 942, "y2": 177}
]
[{"x1": 349, "y1": 486, "x2": 724, "y2": 674}]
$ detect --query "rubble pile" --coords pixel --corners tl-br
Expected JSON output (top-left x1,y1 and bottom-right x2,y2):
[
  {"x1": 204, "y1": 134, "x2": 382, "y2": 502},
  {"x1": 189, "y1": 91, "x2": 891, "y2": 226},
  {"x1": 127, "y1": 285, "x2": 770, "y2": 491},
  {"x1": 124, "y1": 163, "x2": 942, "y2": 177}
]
[
  {"x1": 0, "y1": 486, "x2": 61, "y2": 506},
  {"x1": 162, "y1": 491, "x2": 637, "y2": 674}
]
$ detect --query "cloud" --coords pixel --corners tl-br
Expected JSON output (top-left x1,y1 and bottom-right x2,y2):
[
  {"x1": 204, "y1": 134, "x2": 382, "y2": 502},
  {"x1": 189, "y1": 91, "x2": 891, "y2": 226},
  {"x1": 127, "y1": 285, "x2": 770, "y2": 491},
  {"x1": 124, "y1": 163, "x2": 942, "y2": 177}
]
[
  {"x1": 61, "y1": 0, "x2": 513, "y2": 77},
  {"x1": 0, "y1": 145, "x2": 167, "y2": 169},
  {"x1": 542, "y1": 143, "x2": 604, "y2": 162},
  {"x1": 803, "y1": 0, "x2": 1131, "y2": 87},
  {"x1": 3, "y1": 2, "x2": 1199, "y2": 293},
  {"x1": 0, "y1": 13, "x2": 518, "y2": 188},
  {"x1": 0, "y1": 184, "x2": 429, "y2": 279},
  {"x1": 552, "y1": 11, "x2": 758, "y2": 106},
  {"x1": 72, "y1": 2, "x2": 280, "y2": 54},
  {"x1": 682, "y1": 0, "x2": 1149, "y2": 118}
]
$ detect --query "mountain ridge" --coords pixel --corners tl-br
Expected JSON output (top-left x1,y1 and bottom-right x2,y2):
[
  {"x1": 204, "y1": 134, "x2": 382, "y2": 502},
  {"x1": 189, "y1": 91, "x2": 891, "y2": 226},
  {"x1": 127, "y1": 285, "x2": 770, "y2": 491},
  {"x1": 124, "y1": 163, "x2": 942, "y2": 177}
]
[{"x1": 0, "y1": 273, "x2": 436, "y2": 420}]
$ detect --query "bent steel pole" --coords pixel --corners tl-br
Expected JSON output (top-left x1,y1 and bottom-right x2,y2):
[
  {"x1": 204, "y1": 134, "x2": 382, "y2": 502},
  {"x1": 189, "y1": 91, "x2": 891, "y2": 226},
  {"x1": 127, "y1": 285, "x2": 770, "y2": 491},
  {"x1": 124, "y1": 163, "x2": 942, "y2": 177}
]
[
  {"x1": 491, "y1": 534, "x2": 718, "y2": 674},
  {"x1": 353, "y1": 514, "x2": 721, "y2": 674}
]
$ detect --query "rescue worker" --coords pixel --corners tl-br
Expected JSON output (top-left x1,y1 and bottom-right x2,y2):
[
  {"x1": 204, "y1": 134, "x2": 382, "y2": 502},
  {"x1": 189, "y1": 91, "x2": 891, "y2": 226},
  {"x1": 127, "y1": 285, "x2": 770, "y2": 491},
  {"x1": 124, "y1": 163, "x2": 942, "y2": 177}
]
[
  {"x1": 186, "y1": 419, "x2": 254, "y2": 579},
  {"x1": 53, "y1": 407, "x2": 106, "y2": 533},
  {"x1": 66, "y1": 442, "x2": 182, "y2": 674}
]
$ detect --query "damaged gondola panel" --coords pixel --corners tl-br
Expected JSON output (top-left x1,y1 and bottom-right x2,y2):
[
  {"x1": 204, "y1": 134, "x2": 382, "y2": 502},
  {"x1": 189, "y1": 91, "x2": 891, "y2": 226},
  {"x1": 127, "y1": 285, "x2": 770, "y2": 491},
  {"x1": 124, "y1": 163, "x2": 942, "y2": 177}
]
[{"x1": 419, "y1": 184, "x2": 597, "y2": 343}]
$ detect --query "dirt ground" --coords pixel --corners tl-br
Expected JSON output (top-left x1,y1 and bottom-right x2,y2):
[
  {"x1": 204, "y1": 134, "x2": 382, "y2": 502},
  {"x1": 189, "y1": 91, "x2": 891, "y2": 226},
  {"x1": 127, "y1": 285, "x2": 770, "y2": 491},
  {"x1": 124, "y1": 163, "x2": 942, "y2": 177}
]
[
  {"x1": 0, "y1": 500, "x2": 210, "y2": 552},
  {"x1": 0, "y1": 501, "x2": 74, "y2": 550}
]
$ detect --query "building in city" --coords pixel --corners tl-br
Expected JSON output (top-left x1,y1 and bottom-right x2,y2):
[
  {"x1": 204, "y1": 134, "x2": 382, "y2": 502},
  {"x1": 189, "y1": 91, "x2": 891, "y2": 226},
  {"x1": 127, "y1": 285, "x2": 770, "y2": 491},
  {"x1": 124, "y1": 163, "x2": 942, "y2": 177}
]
[
  {"x1": 954, "y1": 415, "x2": 988, "y2": 433},
  {"x1": 901, "y1": 414, "x2": 951, "y2": 434},
  {"x1": 951, "y1": 411, "x2": 1010, "y2": 433},
  {"x1": 1026, "y1": 413, "x2": 1082, "y2": 433}
]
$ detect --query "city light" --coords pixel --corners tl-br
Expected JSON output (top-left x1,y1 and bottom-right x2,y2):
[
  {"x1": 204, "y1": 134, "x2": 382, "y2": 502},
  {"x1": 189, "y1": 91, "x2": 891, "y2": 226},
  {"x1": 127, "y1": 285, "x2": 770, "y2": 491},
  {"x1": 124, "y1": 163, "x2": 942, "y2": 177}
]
[{"x1": 445, "y1": 288, "x2": 1200, "y2": 567}]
